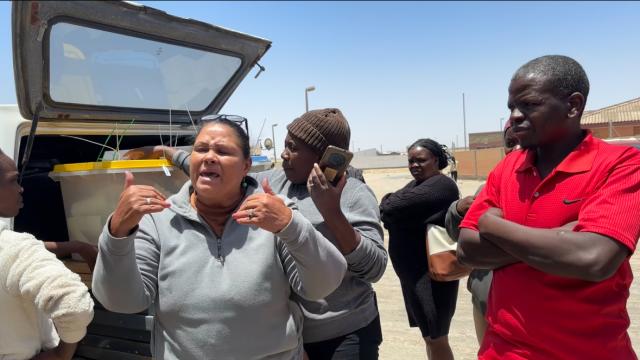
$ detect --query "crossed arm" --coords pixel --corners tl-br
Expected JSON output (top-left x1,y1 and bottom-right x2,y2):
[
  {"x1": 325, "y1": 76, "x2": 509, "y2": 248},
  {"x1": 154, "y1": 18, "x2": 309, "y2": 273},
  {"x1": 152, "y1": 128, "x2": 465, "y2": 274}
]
[{"x1": 457, "y1": 209, "x2": 630, "y2": 282}]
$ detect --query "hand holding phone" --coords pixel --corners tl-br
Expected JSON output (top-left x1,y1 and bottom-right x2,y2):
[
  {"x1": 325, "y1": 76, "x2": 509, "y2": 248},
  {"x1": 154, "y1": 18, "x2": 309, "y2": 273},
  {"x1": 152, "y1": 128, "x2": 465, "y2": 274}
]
[{"x1": 318, "y1": 145, "x2": 354, "y2": 186}]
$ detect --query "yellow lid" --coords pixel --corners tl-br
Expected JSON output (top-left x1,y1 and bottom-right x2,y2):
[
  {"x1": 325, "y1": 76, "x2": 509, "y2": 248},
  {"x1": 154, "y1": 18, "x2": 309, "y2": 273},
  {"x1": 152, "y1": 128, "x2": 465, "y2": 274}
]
[{"x1": 52, "y1": 159, "x2": 173, "y2": 173}]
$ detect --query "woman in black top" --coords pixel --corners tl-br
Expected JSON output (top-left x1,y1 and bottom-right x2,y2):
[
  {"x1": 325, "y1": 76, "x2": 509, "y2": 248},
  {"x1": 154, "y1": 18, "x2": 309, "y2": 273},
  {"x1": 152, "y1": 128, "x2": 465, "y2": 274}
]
[{"x1": 380, "y1": 138, "x2": 459, "y2": 360}]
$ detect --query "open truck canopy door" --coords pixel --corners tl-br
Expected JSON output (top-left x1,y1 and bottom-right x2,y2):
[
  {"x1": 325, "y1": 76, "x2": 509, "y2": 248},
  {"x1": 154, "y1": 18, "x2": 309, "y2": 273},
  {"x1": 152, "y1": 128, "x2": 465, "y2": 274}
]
[
  {"x1": 13, "y1": 0, "x2": 271, "y2": 124},
  {"x1": 9, "y1": 3, "x2": 272, "y2": 359}
]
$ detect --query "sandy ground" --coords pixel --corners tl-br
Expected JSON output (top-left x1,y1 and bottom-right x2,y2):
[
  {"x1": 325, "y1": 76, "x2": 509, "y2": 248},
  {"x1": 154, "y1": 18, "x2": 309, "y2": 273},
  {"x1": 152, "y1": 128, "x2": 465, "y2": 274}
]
[{"x1": 363, "y1": 168, "x2": 640, "y2": 359}]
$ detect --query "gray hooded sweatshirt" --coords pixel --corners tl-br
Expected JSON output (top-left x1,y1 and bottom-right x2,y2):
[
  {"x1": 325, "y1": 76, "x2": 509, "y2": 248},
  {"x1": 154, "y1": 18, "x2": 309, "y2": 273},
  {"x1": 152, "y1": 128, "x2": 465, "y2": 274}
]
[
  {"x1": 172, "y1": 150, "x2": 387, "y2": 343},
  {"x1": 92, "y1": 178, "x2": 347, "y2": 360},
  {"x1": 254, "y1": 170, "x2": 387, "y2": 342}
]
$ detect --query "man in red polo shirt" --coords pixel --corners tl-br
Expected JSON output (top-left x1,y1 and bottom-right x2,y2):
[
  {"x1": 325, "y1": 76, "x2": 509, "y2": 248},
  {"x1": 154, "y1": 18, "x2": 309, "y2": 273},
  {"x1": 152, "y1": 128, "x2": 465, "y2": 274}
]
[{"x1": 458, "y1": 55, "x2": 640, "y2": 360}]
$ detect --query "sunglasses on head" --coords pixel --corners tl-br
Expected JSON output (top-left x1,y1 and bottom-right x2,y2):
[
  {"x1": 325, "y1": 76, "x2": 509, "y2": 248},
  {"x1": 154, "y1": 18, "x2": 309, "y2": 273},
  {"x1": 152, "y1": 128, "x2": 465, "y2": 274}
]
[{"x1": 200, "y1": 114, "x2": 249, "y2": 134}]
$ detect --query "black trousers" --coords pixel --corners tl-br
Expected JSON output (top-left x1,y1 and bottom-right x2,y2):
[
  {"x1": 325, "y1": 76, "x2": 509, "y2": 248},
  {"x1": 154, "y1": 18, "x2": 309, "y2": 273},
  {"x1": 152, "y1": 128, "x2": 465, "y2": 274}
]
[{"x1": 304, "y1": 315, "x2": 383, "y2": 360}]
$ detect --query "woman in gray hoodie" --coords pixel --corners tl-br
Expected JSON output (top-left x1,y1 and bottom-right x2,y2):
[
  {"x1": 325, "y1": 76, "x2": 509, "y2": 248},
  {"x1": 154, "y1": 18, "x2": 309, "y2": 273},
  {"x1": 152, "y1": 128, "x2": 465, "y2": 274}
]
[
  {"x1": 92, "y1": 118, "x2": 347, "y2": 360},
  {"x1": 127, "y1": 109, "x2": 387, "y2": 359}
]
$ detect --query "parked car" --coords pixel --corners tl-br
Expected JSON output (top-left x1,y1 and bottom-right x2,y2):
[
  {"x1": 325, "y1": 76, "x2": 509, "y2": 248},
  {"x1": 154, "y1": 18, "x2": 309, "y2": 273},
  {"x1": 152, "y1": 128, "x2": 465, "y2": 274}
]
[{"x1": 4, "y1": 1, "x2": 270, "y2": 358}]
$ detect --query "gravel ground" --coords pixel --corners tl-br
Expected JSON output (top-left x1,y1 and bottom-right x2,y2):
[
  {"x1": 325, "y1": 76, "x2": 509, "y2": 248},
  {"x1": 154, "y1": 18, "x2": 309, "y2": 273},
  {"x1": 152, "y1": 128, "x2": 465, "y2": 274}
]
[{"x1": 363, "y1": 168, "x2": 639, "y2": 359}]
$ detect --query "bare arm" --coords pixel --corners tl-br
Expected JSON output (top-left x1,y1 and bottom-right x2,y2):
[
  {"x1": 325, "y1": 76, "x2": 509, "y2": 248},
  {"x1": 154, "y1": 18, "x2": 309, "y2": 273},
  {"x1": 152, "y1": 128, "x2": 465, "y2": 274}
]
[
  {"x1": 478, "y1": 211, "x2": 629, "y2": 281},
  {"x1": 455, "y1": 170, "x2": 513, "y2": 269},
  {"x1": 123, "y1": 146, "x2": 191, "y2": 175},
  {"x1": 122, "y1": 145, "x2": 179, "y2": 161},
  {"x1": 306, "y1": 165, "x2": 388, "y2": 282},
  {"x1": 44, "y1": 241, "x2": 98, "y2": 272},
  {"x1": 308, "y1": 164, "x2": 360, "y2": 254},
  {"x1": 30, "y1": 341, "x2": 77, "y2": 360},
  {"x1": 323, "y1": 179, "x2": 387, "y2": 283},
  {"x1": 457, "y1": 227, "x2": 519, "y2": 269},
  {"x1": 319, "y1": 198, "x2": 361, "y2": 255}
]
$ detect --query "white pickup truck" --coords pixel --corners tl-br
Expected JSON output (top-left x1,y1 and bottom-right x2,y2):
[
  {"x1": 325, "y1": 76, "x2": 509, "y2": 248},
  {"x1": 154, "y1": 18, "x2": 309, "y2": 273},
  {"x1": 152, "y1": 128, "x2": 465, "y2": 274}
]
[{"x1": 3, "y1": 1, "x2": 270, "y2": 358}]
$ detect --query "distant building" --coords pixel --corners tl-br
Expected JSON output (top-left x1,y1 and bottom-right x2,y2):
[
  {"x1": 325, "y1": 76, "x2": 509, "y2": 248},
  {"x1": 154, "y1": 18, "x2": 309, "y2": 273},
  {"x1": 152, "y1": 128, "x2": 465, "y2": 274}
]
[
  {"x1": 469, "y1": 131, "x2": 504, "y2": 150},
  {"x1": 581, "y1": 97, "x2": 640, "y2": 138},
  {"x1": 354, "y1": 148, "x2": 379, "y2": 157},
  {"x1": 352, "y1": 148, "x2": 406, "y2": 169},
  {"x1": 468, "y1": 97, "x2": 640, "y2": 149}
]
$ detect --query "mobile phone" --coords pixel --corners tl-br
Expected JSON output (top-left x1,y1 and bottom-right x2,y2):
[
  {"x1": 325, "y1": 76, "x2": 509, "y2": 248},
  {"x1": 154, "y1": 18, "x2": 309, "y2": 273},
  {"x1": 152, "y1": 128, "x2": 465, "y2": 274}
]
[{"x1": 318, "y1": 145, "x2": 353, "y2": 186}]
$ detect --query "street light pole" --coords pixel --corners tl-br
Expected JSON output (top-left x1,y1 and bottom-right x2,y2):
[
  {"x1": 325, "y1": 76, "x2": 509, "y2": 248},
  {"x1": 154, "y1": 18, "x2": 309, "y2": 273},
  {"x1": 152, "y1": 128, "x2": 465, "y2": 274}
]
[
  {"x1": 271, "y1": 123, "x2": 278, "y2": 165},
  {"x1": 462, "y1": 92, "x2": 467, "y2": 149},
  {"x1": 305, "y1": 86, "x2": 316, "y2": 112}
]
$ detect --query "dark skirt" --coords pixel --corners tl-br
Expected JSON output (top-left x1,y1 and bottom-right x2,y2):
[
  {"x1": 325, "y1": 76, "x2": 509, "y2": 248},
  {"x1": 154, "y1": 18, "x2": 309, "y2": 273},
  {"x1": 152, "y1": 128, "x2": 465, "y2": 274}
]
[
  {"x1": 398, "y1": 272, "x2": 459, "y2": 339},
  {"x1": 388, "y1": 226, "x2": 459, "y2": 339}
]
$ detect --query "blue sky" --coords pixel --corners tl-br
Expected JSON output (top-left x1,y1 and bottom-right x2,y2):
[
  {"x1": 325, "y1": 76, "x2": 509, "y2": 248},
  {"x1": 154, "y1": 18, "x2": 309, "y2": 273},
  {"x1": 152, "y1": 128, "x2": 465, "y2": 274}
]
[{"x1": 1, "y1": 1, "x2": 639, "y2": 152}]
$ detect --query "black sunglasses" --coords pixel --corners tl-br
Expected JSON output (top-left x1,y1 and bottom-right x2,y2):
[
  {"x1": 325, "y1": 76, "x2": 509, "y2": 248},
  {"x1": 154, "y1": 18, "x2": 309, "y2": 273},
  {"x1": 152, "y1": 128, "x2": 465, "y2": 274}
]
[{"x1": 200, "y1": 114, "x2": 249, "y2": 134}]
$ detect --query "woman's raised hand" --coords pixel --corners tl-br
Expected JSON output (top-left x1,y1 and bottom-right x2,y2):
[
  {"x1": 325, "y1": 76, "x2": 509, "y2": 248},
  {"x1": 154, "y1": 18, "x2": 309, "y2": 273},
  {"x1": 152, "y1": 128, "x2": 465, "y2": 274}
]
[
  {"x1": 109, "y1": 171, "x2": 171, "y2": 238},
  {"x1": 233, "y1": 178, "x2": 292, "y2": 233},
  {"x1": 307, "y1": 163, "x2": 346, "y2": 215}
]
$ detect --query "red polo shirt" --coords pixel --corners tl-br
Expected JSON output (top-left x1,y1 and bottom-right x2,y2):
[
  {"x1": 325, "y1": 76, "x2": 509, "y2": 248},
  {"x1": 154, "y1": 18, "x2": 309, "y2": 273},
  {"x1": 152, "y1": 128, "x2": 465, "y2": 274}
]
[{"x1": 461, "y1": 132, "x2": 640, "y2": 360}]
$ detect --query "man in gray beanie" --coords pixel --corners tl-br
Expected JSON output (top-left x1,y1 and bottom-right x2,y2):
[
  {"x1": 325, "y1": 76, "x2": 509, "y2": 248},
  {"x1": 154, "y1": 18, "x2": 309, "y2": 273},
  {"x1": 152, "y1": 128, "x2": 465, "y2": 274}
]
[
  {"x1": 286, "y1": 109, "x2": 350, "y2": 155},
  {"x1": 153, "y1": 108, "x2": 386, "y2": 359},
  {"x1": 263, "y1": 108, "x2": 386, "y2": 359},
  {"x1": 283, "y1": 108, "x2": 365, "y2": 184}
]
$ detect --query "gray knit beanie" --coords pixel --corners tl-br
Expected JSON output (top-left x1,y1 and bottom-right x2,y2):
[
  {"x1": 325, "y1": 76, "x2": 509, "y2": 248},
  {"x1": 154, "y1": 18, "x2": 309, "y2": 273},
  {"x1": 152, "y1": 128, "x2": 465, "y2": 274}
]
[{"x1": 286, "y1": 108, "x2": 351, "y2": 154}]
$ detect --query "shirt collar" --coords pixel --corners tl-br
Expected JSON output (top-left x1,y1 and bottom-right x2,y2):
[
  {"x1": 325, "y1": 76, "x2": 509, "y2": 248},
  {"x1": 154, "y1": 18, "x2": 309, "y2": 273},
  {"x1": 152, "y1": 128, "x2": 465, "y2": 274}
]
[
  {"x1": 515, "y1": 149, "x2": 536, "y2": 173},
  {"x1": 515, "y1": 130, "x2": 598, "y2": 174}
]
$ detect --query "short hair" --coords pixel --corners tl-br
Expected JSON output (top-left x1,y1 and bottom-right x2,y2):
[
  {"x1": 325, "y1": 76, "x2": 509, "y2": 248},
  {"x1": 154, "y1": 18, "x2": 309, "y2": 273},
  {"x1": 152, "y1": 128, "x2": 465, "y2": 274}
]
[
  {"x1": 408, "y1": 138, "x2": 449, "y2": 170},
  {"x1": 513, "y1": 55, "x2": 590, "y2": 99}
]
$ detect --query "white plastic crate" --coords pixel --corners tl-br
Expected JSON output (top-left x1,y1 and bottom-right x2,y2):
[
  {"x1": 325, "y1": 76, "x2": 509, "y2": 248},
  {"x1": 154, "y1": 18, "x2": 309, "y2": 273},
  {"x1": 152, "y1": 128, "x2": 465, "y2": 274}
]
[{"x1": 49, "y1": 159, "x2": 188, "y2": 248}]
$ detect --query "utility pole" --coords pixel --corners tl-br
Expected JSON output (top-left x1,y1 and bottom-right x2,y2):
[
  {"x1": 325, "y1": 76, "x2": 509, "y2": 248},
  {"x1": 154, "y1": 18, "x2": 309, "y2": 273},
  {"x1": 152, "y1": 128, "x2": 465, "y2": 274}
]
[
  {"x1": 271, "y1": 123, "x2": 278, "y2": 164},
  {"x1": 609, "y1": 118, "x2": 613, "y2": 138},
  {"x1": 462, "y1": 93, "x2": 467, "y2": 149}
]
